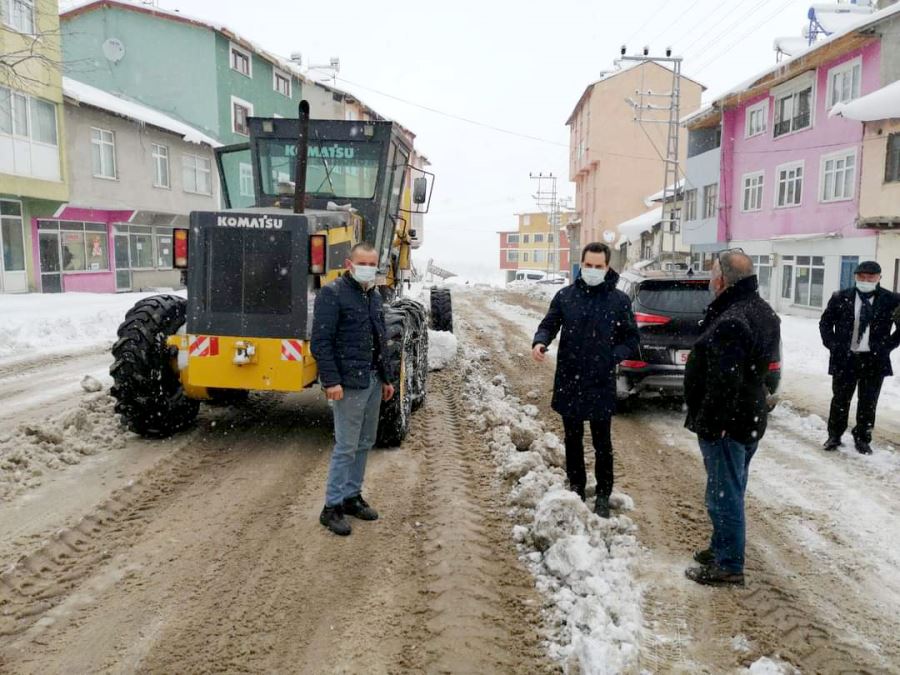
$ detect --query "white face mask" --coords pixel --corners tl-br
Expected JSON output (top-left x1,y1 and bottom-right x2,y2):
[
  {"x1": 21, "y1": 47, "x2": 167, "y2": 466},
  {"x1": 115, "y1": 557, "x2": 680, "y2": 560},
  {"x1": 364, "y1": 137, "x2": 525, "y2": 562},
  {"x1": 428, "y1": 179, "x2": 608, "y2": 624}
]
[
  {"x1": 581, "y1": 267, "x2": 607, "y2": 286},
  {"x1": 351, "y1": 264, "x2": 378, "y2": 285},
  {"x1": 856, "y1": 280, "x2": 877, "y2": 294}
]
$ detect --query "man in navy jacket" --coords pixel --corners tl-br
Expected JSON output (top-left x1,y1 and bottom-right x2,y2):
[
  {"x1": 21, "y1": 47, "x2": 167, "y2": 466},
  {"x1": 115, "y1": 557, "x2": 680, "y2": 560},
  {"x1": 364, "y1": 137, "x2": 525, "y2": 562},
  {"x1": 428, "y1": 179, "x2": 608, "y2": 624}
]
[
  {"x1": 311, "y1": 242, "x2": 395, "y2": 536},
  {"x1": 532, "y1": 242, "x2": 639, "y2": 518},
  {"x1": 820, "y1": 260, "x2": 900, "y2": 455}
]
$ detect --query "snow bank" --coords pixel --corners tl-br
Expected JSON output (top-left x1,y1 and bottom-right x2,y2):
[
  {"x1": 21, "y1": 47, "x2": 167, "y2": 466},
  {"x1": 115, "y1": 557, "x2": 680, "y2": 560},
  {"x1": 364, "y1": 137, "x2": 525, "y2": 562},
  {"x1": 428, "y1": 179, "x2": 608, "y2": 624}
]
[
  {"x1": 0, "y1": 291, "x2": 183, "y2": 365},
  {"x1": 505, "y1": 280, "x2": 562, "y2": 303},
  {"x1": 427, "y1": 330, "x2": 458, "y2": 371},
  {"x1": 0, "y1": 392, "x2": 129, "y2": 500},
  {"x1": 745, "y1": 656, "x2": 801, "y2": 674},
  {"x1": 459, "y1": 353, "x2": 642, "y2": 673}
]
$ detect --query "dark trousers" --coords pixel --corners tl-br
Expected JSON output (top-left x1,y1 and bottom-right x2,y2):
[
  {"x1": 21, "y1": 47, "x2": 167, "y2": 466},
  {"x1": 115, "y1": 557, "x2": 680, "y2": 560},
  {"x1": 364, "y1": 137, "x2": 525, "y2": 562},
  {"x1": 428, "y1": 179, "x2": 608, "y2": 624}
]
[
  {"x1": 699, "y1": 436, "x2": 758, "y2": 573},
  {"x1": 562, "y1": 416, "x2": 613, "y2": 499},
  {"x1": 827, "y1": 354, "x2": 884, "y2": 444}
]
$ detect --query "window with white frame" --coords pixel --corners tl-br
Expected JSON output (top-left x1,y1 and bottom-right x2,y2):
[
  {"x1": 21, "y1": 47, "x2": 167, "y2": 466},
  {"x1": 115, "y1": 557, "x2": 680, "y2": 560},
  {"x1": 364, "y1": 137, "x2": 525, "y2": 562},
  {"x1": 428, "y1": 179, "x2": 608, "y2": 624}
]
[
  {"x1": 533, "y1": 233, "x2": 544, "y2": 243},
  {"x1": 774, "y1": 81, "x2": 813, "y2": 137},
  {"x1": 231, "y1": 97, "x2": 253, "y2": 136},
  {"x1": 183, "y1": 154, "x2": 212, "y2": 195},
  {"x1": 507, "y1": 233, "x2": 519, "y2": 244},
  {"x1": 750, "y1": 254, "x2": 772, "y2": 299},
  {"x1": 820, "y1": 149, "x2": 856, "y2": 202},
  {"x1": 548, "y1": 232, "x2": 554, "y2": 243},
  {"x1": 0, "y1": 199, "x2": 26, "y2": 274},
  {"x1": 702, "y1": 183, "x2": 718, "y2": 219},
  {"x1": 1, "y1": 0, "x2": 35, "y2": 33},
  {"x1": 273, "y1": 69, "x2": 291, "y2": 97},
  {"x1": 230, "y1": 43, "x2": 252, "y2": 77},
  {"x1": 42, "y1": 220, "x2": 111, "y2": 272},
  {"x1": 534, "y1": 250, "x2": 546, "y2": 263},
  {"x1": 827, "y1": 57, "x2": 861, "y2": 109},
  {"x1": 239, "y1": 162, "x2": 253, "y2": 197},
  {"x1": 745, "y1": 100, "x2": 768, "y2": 138},
  {"x1": 506, "y1": 250, "x2": 518, "y2": 262},
  {"x1": 151, "y1": 144, "x2": 169, "y2": 188},
  {"x1": 776, "y1": 161, "x2": 803, "y2": 207},
  {"x1": 522, "y1": 234, "x2": 530, "y2": 243},
  {"x1": 741, "y1": 172, "x2": 764, "y2": 212},
  {"x1": 0, "y1": 86, "x2": 60, "y2": 180},
  {"x1": 90, "y1": 127, "x2": 117, "y2": 179},
  {"x1": 522, "y1": 252, "x2": 530, "y2": 263},
  {"x1": 886, "y1": 133, "x2": 900, "y2": 183},
  {"x1": 684, "y1": 188, "x2": 697, "y2": 220},
  {"x1": 792, "y1": 255, "x2": 825, "y2": 307}
]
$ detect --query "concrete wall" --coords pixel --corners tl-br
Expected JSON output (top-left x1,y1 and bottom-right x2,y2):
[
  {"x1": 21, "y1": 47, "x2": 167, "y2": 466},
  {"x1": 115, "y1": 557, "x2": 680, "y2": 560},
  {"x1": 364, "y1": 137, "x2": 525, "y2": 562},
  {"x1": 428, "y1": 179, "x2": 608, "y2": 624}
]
[
  {"x1": 569, "y1": 63, "x2": 703, "y2": 249},
  {"x1": 62, "y1": 6, "x2": 219, "y2": 137},
  {"x1": 683, "y1": 144, "x2": 721, "y2": 246},
  {"x1": 876, "y1": 231, "x2": 900, "y2": 292},
  {"x1": 859, "y1": 119, "x2": 900, "y2": 219},
  {"x1": 877, "y1": 13, "x2": 900, "y2": 86},
  {"x1": 64, "y1": 103, "x2": 218, "y2": 213}
]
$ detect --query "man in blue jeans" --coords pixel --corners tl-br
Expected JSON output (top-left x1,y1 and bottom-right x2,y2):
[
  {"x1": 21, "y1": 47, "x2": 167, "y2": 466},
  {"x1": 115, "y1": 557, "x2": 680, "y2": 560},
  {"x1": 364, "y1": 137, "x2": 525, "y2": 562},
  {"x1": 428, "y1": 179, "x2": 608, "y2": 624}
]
[
  {"x1": 683, "y1": 251, "x2": 781, "y2": 586},
  {"x1": 311, "y1": 243, "x2": 395, "y2": 536}
]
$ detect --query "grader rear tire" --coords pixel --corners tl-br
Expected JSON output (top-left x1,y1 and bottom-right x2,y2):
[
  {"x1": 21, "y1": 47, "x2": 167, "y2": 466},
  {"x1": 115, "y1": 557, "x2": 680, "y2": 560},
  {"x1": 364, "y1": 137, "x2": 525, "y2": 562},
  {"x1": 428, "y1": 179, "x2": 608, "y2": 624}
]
[
  {"x1": 376, "y1": 307, "x2": 414, "y2": 448},
  {"x1": 430, "y1": 287, "x2": 453, "y2": 333},
  {"x1": 110, "y1": 295, "x2": 199, "y2": 438}
]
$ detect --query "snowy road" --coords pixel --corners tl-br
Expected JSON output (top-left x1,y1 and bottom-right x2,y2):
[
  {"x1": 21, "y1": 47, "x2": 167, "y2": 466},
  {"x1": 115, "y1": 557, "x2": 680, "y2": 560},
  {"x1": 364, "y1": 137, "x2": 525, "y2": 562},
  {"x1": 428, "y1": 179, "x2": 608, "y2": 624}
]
[
  {"x1": 0, "y1": 318, "x2": 551, "y2": 673},
  {"x1": 480, "y1": 289, "x2": 900, "y2": 673}
]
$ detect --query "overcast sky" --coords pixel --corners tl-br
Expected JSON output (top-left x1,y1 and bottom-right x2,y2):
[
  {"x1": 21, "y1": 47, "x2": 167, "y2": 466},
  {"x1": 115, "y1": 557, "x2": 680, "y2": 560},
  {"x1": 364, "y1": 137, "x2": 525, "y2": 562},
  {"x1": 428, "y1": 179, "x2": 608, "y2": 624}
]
[{"x1": 75, "y1": 0, "x2": 818, "y2": 281}]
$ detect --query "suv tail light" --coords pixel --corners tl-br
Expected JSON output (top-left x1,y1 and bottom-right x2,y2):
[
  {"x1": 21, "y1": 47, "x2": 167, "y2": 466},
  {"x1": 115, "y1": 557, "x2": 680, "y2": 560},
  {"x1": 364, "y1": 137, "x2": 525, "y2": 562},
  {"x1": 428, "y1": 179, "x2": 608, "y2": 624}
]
[
  {"x1": 309, "y1": 234, "x2": 326, "y2": 274},
  {"x1": 634, "y1": 312, "x2": 671, "y2": 328},
  {"x1": 174, "y1": 228, "x2": 188, "y2": 269},
  {"x1": 620, "y1": 360, "x2": 648, "y2": 369},
  {"x1": 768, "y1": 361, "x2": 781, "y2": 371}
]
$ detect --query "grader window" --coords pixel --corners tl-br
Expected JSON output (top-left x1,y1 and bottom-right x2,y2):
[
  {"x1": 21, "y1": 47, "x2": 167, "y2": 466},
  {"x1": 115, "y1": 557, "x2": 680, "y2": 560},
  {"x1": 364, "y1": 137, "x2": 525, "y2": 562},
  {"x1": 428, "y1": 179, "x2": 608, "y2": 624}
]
[
  {"x1": 206, "y1": 228, "x2": 293, "y2": 316},
  {"x1": 257, "y1": 139, "x2": 382, "y2": 199}
]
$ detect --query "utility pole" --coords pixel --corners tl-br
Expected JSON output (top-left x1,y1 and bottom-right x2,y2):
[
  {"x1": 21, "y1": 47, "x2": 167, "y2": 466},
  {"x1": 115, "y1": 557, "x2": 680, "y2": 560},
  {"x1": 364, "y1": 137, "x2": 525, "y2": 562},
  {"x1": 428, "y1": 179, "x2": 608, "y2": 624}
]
[
  {"x1": 529, "y1": 172, "x2": 564, "y2": 278},
  {"x1": 618, "y1": 47, "x2": 682, "y2": 271}
]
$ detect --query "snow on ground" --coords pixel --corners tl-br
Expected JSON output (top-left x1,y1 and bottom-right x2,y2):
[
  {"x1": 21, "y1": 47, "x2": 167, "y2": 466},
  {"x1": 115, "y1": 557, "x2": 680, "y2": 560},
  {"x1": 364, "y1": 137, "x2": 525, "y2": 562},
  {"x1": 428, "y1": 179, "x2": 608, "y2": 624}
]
[
  {"x1": 427, "y1": 330, "x2": 458, "y2": 371},
  {"x1": 458, "y1": 355, "x2": 642, "y2": 673},
  {"x1": 0, "y1": 291, "x2": 183, "y2": 365},
  {"x1": 505, "y1": 280, "x2": 560, "y2": 303}
]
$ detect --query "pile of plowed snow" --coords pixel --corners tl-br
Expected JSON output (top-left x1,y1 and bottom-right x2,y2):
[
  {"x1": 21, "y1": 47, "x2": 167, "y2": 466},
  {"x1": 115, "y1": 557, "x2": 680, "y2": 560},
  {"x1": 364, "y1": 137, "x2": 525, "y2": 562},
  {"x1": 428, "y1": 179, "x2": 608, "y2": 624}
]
[
  {"x1": 459, "y1": 360, "x2": 641, "y2": 673},
  {"x1": 0, "y1": 391, "x2": 130, "y2": 499}
]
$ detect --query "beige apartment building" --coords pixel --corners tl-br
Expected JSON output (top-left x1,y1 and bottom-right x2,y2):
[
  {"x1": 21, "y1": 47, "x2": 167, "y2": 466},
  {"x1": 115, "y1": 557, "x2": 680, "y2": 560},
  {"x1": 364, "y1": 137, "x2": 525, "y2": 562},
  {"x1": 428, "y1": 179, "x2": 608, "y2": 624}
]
[{"x1": 567, "y1": 62, "x2": 704, "y2": 264}]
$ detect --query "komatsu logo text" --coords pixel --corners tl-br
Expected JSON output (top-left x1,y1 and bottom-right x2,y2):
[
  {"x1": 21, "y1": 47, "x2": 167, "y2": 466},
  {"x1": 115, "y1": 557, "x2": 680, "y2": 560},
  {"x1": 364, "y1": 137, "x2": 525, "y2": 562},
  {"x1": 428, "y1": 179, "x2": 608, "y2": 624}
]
[{"x1": 217, "y1": 216, "x2": 284, "y2": 229}]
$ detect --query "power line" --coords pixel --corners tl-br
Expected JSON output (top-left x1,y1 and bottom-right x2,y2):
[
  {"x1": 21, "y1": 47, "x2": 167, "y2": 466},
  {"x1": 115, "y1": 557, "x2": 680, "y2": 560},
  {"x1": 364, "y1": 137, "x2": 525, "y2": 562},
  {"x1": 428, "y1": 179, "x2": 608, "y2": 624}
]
[
  {"x1": 333, "y1": 76, "x2": 570, "y2": 148},
  {"x1": 622, "y1": 0, "x2": 673, "y2": 48},
  {"x1": 683, "y1": 0, "x2": 775, "y2": 58},
  {"x1": 645, "y1": 0, "x2": 710, "y2": 49},
  {"x1": 693, "y1": 0, "x2": 803, "y2": 75}
]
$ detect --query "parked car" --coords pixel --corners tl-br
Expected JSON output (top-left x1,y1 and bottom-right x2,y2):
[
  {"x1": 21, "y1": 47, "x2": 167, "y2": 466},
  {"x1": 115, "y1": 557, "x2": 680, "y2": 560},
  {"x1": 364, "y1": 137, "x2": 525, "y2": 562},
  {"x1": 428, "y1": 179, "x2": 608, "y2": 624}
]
[
  {"x1": 615, "y1": 269, "x2": 781, "y2": 404},
  {"x1": 512, "y1": 269, "x2": 565, "y2": 284}
]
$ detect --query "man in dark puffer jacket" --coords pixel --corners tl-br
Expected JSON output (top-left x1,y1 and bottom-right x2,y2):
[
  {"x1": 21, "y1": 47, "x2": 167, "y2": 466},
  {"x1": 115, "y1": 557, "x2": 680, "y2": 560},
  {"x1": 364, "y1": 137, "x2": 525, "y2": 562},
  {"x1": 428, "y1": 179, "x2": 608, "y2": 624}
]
[
  {"x1": 311, "y1": 242, "x2": 395, "y2": 536},
  {"x1": 683, "y1": 250, "x2": 781, "y2": 587}
]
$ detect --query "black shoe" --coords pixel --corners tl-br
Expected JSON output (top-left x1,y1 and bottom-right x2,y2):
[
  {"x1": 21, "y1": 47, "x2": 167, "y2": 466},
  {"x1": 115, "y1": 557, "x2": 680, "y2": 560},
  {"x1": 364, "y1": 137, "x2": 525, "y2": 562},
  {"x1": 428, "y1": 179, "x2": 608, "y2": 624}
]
[
  {"x1": 342, "y1": 495, "x2": 379, "y2": 521},
  {"x1": 594, "y1": 496, "x2": 610, "y2": 519},
  {"x1": 571, "y1": 484, "x2": 586, "y2": 502},
  {"x1": 320, "y1": 505, "x2": 352, "y2": 536},
  {"x1": 822, "y1": 437, "x2": 842, "y2": 452},
  {"x1": 693, "y1": 548, "x2": 715, "y2": 565},
  {"x1": 855, "y1": 440, "x2": 873, "y2": 455},
  {"x1": 685, "y1": 564, "x2": 744, "y2": 587}
]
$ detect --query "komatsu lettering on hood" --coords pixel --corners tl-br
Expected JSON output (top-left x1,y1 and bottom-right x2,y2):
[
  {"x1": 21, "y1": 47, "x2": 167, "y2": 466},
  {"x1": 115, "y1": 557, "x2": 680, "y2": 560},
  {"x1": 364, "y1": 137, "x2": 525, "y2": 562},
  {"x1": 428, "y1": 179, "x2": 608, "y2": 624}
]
[
  {"x1": 217, "y1": 216, "x2": 284, "y2": 229},
  {"x1": 308, "y1": 144, "x2": 355, "y2": 159}
]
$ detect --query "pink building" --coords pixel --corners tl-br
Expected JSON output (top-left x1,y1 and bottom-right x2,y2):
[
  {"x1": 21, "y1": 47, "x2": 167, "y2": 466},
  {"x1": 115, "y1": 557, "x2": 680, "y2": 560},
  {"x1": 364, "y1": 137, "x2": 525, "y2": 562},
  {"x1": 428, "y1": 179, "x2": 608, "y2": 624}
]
[{"x1": 684, "y1": 4, "x2": 900, "y2": 317}]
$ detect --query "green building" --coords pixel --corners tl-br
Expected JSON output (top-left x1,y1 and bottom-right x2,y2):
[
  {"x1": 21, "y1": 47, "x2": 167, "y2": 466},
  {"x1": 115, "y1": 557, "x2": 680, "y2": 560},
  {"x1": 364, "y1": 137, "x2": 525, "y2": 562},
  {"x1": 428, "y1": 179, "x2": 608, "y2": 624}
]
[{"x1": 61, "y1": 0, "x2": 308, "y2": 207}]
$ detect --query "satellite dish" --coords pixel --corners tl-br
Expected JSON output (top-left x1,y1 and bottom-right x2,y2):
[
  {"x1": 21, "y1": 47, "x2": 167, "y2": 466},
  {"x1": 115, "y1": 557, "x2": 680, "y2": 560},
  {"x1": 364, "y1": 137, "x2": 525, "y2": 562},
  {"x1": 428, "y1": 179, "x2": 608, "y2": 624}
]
[{"x1": 102, "y1": 38, "x2": 126, "y2": 63}]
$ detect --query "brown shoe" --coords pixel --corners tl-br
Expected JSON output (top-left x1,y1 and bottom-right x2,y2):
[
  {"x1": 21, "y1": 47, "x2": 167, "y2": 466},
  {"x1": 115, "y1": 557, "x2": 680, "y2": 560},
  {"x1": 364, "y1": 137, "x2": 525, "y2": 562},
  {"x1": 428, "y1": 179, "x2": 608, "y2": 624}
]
[{"x1": 685, "y1": 564, "x2": 744, "y2": 587}]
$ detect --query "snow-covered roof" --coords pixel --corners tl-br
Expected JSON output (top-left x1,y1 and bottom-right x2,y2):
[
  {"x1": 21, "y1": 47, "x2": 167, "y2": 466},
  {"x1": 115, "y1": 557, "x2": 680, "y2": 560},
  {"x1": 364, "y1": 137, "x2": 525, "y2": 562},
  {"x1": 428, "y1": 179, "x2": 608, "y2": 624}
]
[
  {"x1": 644, "y1": 180, "x2": 684, "y2": 206},
  {"x1": 707, "y1": 2, "x2": 900, "y2": 108},
  {"x1": 830, "y1": 79, "x2": 900, "y2": 122},
  {"x1": 617, "y1": 206, "x2": 663, "y2": 244},
  {"x1": 774, "y1": 36, "x2": 811, "y2": 58},
  {"x1": 63, "y1": 77, "x2": 220, "y2": 147}
]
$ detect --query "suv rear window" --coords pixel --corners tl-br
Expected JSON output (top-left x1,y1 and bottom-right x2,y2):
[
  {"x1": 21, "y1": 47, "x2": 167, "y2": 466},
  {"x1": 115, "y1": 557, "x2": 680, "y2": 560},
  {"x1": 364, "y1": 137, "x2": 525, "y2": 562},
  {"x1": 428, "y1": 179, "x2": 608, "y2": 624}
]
[{"x1": 636, "y1": 280, "x2": 712, "y2": 315}]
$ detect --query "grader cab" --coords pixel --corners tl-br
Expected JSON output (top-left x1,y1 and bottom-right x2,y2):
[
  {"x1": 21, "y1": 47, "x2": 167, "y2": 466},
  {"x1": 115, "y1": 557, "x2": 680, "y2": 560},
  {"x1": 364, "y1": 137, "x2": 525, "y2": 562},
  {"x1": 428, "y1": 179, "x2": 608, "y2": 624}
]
[{"x1": 109, "y1": 102, "x2": 451, "y2": 446}]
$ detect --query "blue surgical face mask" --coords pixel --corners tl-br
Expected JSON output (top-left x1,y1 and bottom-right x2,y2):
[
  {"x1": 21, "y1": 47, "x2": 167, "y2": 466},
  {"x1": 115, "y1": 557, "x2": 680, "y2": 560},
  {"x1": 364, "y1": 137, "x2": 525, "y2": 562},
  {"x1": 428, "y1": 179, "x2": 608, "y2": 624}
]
[
  {"x1": 856, "y1": 280, "x2": 877, "y2": 294},
  {"x1": 581, "y1": 267, "x2": 607, "y2": 286},
  {"x1": 352, "y1": 264, "x2": 378, "y2": 285}
]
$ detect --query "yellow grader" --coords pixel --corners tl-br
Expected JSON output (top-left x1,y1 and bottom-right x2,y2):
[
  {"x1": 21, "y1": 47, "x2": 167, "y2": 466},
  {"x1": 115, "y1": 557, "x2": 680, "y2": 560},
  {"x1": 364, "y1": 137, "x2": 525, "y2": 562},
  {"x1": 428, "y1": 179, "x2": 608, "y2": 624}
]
[{"x1": 110, "y1": 101, "x2": 452, "y2": 446}]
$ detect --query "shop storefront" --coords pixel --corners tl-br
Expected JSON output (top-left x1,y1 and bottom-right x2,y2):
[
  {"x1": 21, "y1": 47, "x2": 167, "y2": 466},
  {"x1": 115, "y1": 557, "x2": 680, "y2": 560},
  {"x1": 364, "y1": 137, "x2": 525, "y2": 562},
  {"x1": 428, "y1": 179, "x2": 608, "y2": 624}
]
[{"x1": 0, "y1": 198, "x2": 28, "y2": 293}]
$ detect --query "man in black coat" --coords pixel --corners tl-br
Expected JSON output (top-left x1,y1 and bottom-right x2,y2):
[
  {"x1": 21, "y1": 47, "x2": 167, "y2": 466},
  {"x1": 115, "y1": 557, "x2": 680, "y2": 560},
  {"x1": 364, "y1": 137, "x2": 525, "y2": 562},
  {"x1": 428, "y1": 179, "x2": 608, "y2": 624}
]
[
  {"x1": 820, "y1": 260, "x2": 900, "y2": 455},
  {"x1": 311, "y1": 242, "x2": 395, "y2": 536},
  {"x1": 683, "y1": 251, "x2": 781, "y2": 587},
  {"x1": 532, "y1": 242, "x2": 639, "y2": 518}
]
